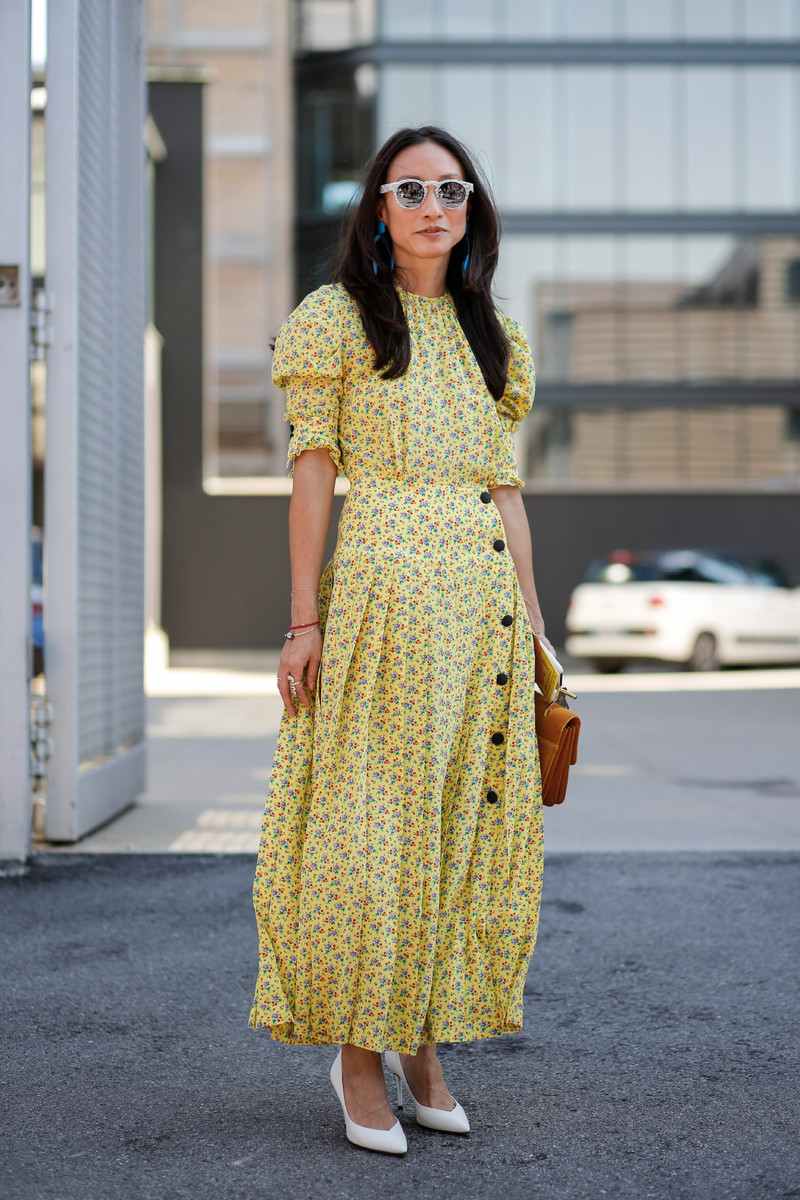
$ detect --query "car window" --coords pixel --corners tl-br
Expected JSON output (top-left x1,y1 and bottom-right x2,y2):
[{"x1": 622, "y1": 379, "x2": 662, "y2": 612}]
[
  {"x1": 663, "y1": 553, "x2": 793, "y2": 588},
  {"x1": 747, "y1": 560, "x2": 791, "y2": 588},
  {"x1": 653, "y1": 552, "x2": 750, "y2": 585},
  {"x1": 582, "y1": 558, "x2": 661, "y2": 583},
  {"x1": 658, "y1": 565, "x2": 705, "y2": 582},
  {"x1": 696, "y1": 556, "x2": 756, "y2": 585},
  {"x1": 583, "y1": 551, "x2": 769, "y2": 586}
]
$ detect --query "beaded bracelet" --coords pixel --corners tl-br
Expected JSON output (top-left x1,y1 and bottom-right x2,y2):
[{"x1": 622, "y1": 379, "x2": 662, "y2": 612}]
[{"x1": 285, "y1": 619, "x2": 320, "y2": 641}]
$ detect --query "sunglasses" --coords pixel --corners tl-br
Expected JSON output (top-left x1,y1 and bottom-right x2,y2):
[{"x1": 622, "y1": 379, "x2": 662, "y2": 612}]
[{"x1": 379, "y1": 178, "x2": 474, "y2": 210}]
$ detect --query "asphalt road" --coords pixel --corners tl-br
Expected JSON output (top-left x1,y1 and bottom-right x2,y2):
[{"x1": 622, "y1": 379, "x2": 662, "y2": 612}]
[
  {"x1": 2, "y1": 850, "x2": 799, "y2": 1199},
  {"x1": 14, "y1": 667, "x2": 800, "y2": 1196}
]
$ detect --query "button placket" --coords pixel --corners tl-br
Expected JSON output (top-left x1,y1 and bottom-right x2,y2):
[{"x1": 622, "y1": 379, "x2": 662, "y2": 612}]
[
  {"x1": 485, "y1": 594, "x2": 514, "y2": 805},
  {"x1": 478, "y1": 505, "x2": 515, "y2": 810}
]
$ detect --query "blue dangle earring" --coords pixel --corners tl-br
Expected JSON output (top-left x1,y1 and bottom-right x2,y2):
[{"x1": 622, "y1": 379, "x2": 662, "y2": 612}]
[
  {"x1": 373, "y1": 219, "x2": 395, "y2": 275},
  {"x1": 461, "y1": 224, "x2": 471, "y2": 280}
]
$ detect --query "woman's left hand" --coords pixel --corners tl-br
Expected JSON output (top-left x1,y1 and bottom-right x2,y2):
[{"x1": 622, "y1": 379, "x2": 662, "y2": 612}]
[{"x1": 525, "y1": 604, "x2": 558, "y2": 658}]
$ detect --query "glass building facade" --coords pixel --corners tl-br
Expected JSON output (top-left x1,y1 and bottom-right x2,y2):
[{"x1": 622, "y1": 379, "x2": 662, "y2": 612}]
[{"x1": 291, "y1": 0, "x2": 800, "y2": 487}]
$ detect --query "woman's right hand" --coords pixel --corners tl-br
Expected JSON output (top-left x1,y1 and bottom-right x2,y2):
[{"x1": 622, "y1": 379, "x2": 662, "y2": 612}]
[{"x1": 278, "y1": 627, "x2": 323, "y2": 717}]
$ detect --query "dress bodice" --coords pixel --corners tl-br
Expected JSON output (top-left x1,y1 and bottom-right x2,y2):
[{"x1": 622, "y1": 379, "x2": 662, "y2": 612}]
[{"x1": 271, "y1": 281, "x2": 535, "y2": 490}]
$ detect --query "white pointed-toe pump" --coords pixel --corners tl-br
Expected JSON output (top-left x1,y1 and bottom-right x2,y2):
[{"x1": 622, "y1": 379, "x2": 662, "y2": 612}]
[
  {"x1": 329, "y1": 1048, "x2": 408, "y2": 1155},
  {"x1": 383, "y1": 1049, "x2": 470, "y2": 1134}
]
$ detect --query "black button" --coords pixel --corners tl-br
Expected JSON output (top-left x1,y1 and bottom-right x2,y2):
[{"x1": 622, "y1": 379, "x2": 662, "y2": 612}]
[
  {"x1": 493, "y1": 539, "x2": 505, "y2": 552},
  {"x1": 480, "y1": 490, "x2": 491, "y2": 503},
  {"x1": 496, "y1": 672, "x2": 509, "y2": 685},
  {"x1": 501, "y1": 613, "x2": 513, "y2": 626},
  {"x1": 486, "y1": 788, "x2": 499, "y2": 803},
  {"x1": 491, "y1": 731, "x2": 505, "y2": 745}
]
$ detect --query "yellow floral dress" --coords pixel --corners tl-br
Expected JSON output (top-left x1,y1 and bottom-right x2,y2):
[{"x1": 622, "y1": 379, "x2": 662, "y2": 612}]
[{"x1": 249, "y1": 281, "x2": 544, "y2": 1054}]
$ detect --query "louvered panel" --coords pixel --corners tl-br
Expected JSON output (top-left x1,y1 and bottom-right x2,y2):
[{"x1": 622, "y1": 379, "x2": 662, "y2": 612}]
[
  {"x1": 111, "y1": 0, "x2": 146, "y2": 752},
  {"x1": 45, "y1": 0, "x2": 146, "y2": 838},
  {"x1": 77, "y1": 0, "x2": 115, "y2": 764}
]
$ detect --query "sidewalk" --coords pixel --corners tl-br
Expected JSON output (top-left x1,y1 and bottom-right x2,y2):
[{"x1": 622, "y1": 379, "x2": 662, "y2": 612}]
[
  {"x1": 2, "y1": 849, "x2": 798, "y2": 1198},
  {"x1": 33, "y1": 655, "x2": 800, "y2": 854}
]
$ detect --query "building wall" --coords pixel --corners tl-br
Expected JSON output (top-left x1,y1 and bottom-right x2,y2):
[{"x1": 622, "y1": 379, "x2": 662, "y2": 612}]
[
  {"x1": 534, "y1": 237, "x2": 800, "y2": 484},
  {"x1": 146, "y1": 0, "x2": 293, "y2": 479}
]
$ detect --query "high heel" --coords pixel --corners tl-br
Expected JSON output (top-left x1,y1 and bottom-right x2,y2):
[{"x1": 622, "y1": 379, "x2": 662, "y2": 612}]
[
  {"x1": 383, "y1": 1049, "x2": 470, "y2": 1134},
  {"x1": 329, "y1": 1048, "x2": 408, "y2": 1155}
]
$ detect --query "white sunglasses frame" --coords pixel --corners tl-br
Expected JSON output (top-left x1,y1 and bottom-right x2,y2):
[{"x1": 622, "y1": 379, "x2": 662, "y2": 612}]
[{"x1": 379, "y1": 178, "x2": 474, "y2": 209}]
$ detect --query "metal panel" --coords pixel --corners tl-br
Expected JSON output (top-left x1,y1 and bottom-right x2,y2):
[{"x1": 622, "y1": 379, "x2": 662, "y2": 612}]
[
  {"x1": 537, "y1": 382, "x2": 800, "y2": 410},
  {"x1": 45, "y1": 0, "x2": 147, "y2": 841},
  {"x1": 299, "y1": 38, "x2": 800, "y2": 70}
]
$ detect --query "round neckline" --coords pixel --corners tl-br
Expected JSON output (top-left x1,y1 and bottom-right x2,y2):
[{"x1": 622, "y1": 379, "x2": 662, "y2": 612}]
[{"x1": 396, "y1": 284, "x2": 452, "y2": 304}]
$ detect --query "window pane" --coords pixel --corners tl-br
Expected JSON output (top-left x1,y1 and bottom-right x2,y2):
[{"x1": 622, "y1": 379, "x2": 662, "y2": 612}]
[
  {"x1": 563, "y1": 68, "x2": 616, "y2": 209},
  {"x1": 624, "y1": 69, "x2": 675, "y2": 208},
  {"x1": 381, "y1": 0, "x2": 436, "y2": 39},
  {"x1": 498, "y1": 1, "x2": 556, "y2": 39},
  {"x1": 378, "y1": 67, "x2": 436, "y2": 139},
  {"x1": 744, "y1": 0, "x2": 797, "y2": 38},
  {"x1": 441, "y1": 67, "x2": 497, "y2": 183},
  {"x1": 683, "y1": 0, "x2": 737, "y2": 38},
  {"x1": 685, "y1": 69, "x2": 736, "y2": 208},
  {"x1": 744, "y1": 69, "x2": 799, "y2": 209},
  {"x1": 557, "y1": 0, "x2": 619, "y2": 37},
  {"x1": 503, "y1": 68, "x2": 557, "y2": 209},
  {"x1": 442, "y1": 0, "x2": 499, "y2": 39},
  {"x1": 622, "y1": 0, "x2": 677, "y2": 38}
]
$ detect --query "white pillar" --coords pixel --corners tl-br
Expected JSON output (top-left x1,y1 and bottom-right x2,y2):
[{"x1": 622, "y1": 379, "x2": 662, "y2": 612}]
[{"x1": 0, "y1": 0, "x2": 33, "y2": 865}]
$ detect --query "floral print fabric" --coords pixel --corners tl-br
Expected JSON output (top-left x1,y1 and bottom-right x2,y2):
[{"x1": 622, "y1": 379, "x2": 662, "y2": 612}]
[{"x1": 249, "y1": 282, "x2": 544, "y2": 1054}]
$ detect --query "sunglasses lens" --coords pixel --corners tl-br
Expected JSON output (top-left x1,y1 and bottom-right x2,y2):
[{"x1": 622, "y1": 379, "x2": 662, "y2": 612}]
[
  {"x1": 439, "y1": 180, "x2": 468, "y2": 207},
  {"x1": 396, "y1": 180, "x2": 426, "y2": 207}
]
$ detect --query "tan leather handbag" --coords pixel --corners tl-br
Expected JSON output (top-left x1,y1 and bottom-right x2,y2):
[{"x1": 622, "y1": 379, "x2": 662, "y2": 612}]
[{"x1": 533, "y1": 635, "x2": 581, "y2": 807}]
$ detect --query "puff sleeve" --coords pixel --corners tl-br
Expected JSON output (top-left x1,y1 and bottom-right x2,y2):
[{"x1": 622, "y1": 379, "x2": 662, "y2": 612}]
[
  {"x1": 486, "y1": 311, "x2": 536, "y2": 489},
  {"x1": 271, "y1": 283, "x2": 345, "y2": 478}
]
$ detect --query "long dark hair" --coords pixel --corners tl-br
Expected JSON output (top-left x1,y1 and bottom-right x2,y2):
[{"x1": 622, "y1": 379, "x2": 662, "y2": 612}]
[{"x1": 330, "y1": 126, "x2": 511, "y2": 401}]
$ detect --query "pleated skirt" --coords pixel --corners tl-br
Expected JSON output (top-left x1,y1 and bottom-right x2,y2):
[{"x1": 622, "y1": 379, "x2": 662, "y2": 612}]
[{"x1": 249, "y1": 477, "x2": 544, "y2": 1053}]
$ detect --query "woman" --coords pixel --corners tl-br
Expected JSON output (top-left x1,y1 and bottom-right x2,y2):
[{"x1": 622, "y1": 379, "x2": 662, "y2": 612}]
[{"x1": 249, "y1": 125, "x2": 555, "y2": 1156}]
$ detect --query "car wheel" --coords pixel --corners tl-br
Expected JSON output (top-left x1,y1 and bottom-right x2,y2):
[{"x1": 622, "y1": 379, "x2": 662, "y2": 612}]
[
  {"x1": 591, "y1": 658, "x2": 626, "y2": 674},
  {"x1": 687, "y1": 632, "x2": 720, "y2": 671}
]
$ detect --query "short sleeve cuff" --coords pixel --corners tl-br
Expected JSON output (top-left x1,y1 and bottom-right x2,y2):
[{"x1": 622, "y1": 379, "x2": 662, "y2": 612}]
[
  {"x1": 286, "y1": 424, "x2": 344, "y2": 477},
  {"x1": 486, "y1": 424, "x2": 525, "y2": 489}
]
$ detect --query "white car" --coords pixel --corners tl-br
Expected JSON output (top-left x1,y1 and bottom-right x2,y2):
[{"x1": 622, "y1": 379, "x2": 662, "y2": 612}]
[{"x1": 564, "y1": 548, "x2": 800, "y2": 672}]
